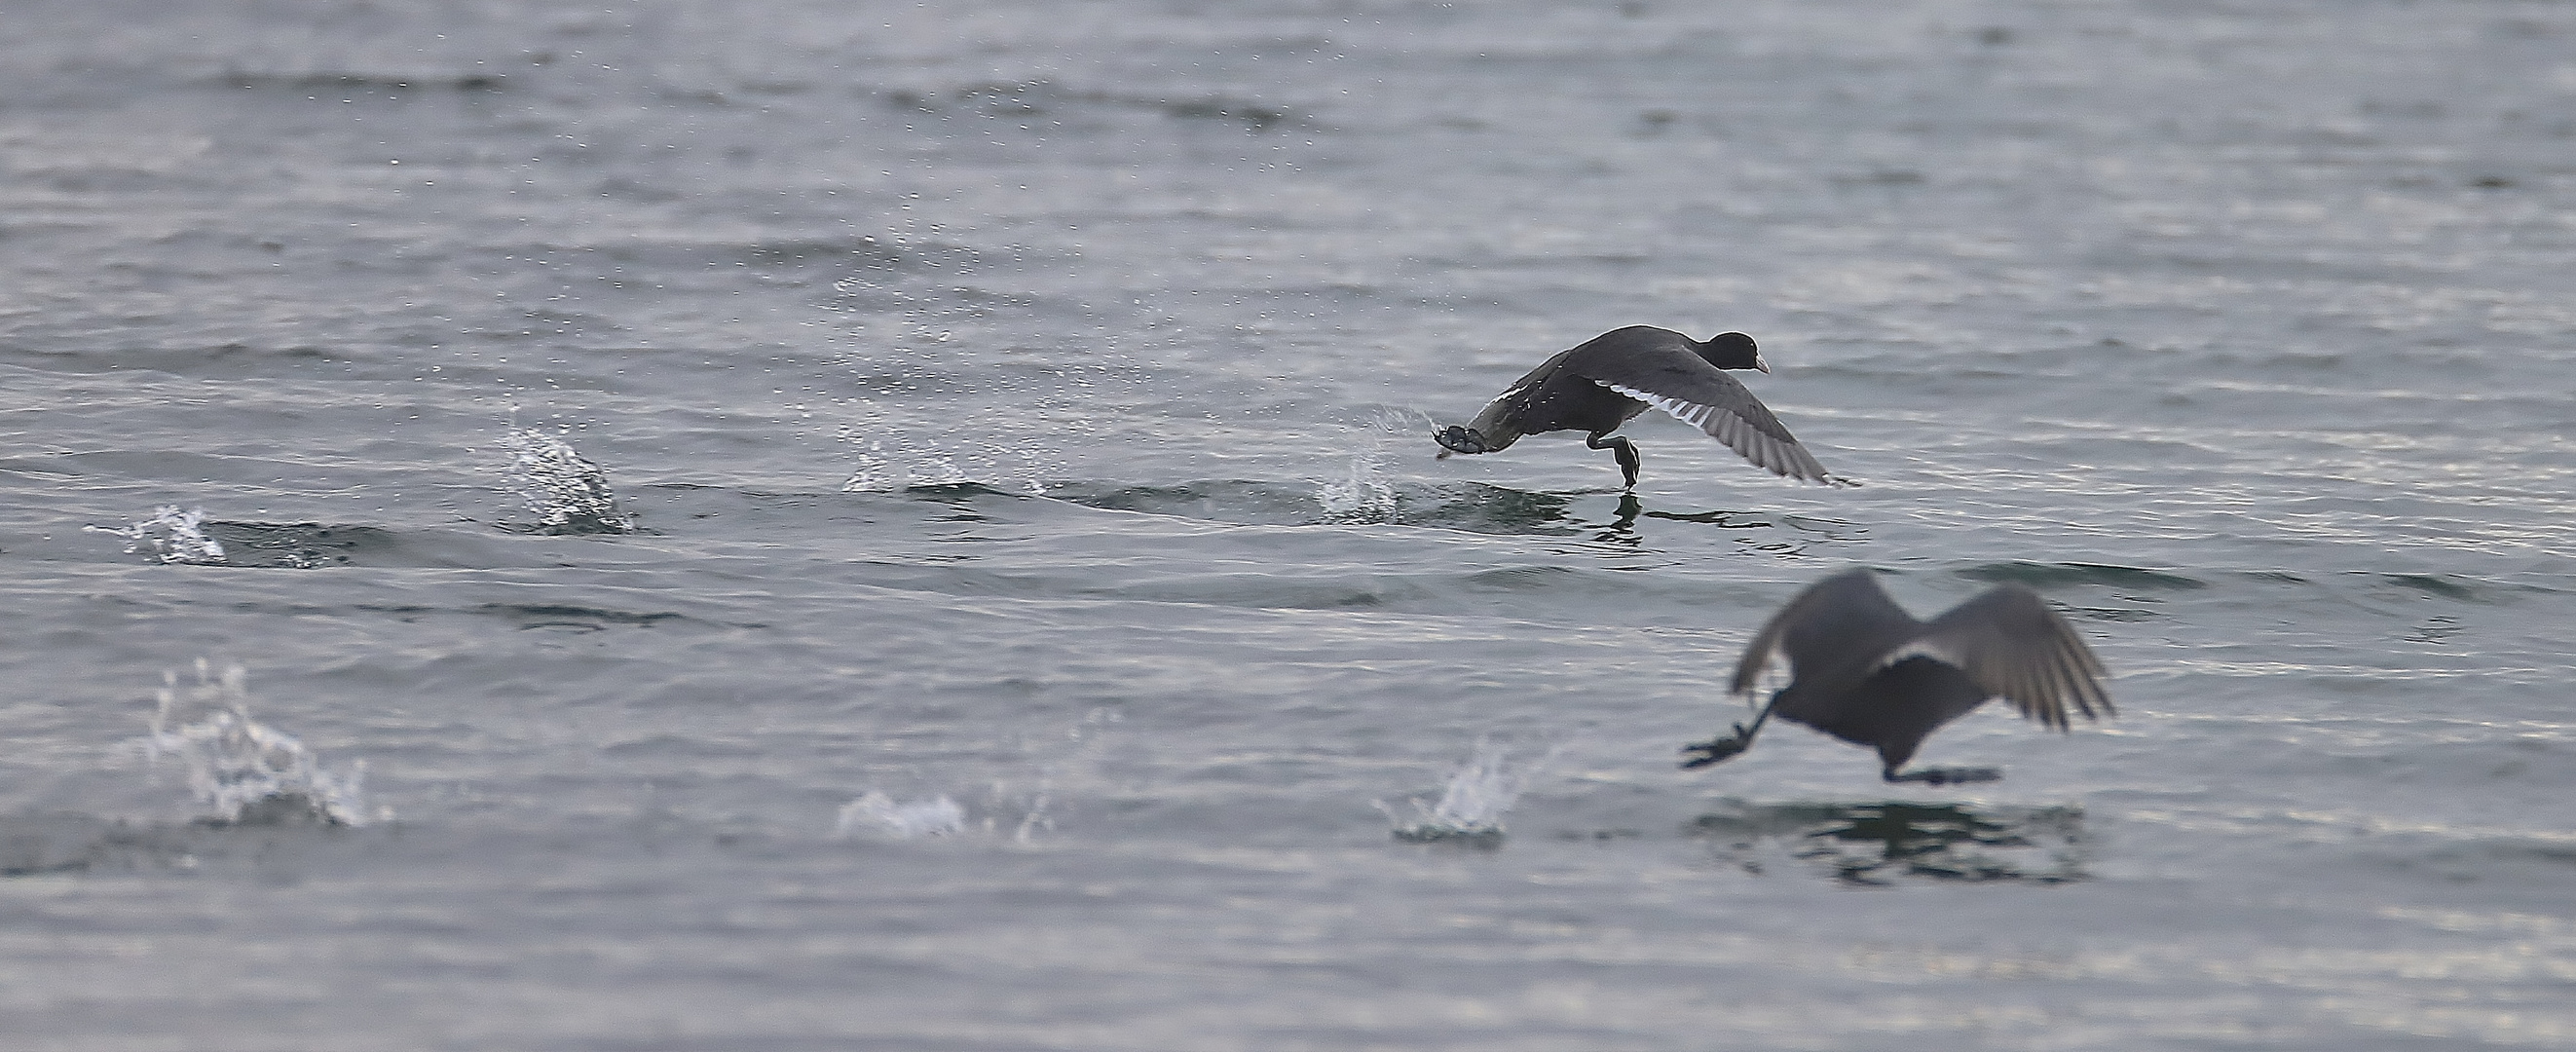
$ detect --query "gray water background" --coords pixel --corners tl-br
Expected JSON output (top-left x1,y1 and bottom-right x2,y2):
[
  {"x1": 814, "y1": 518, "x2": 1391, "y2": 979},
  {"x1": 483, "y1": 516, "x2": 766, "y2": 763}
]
[{"x1": 4, "y1": 0, "x2": 2574, "y2": 1047}]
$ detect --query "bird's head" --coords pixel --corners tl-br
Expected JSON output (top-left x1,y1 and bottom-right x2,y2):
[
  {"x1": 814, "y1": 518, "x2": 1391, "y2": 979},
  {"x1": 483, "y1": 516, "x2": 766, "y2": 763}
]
[{"x1": 1696, "y1": 331, "x2": 1768, "y2": 373}]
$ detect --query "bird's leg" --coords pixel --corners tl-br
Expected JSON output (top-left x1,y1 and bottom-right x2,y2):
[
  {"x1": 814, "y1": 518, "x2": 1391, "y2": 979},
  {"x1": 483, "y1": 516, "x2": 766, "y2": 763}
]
[
  {"x1": 1881, "y1": 766, "x2": 2003, "y2": 785},
  {"x1": 1681, "y1": 697, "x2": 1777, "y2": 770},
  {"x1": 1586, "y1": 432, "x2": 1640, "y2": 490}
]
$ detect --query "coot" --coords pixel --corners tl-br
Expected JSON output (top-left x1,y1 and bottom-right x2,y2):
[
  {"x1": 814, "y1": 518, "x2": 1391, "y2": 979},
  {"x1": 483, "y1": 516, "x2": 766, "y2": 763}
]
[
  {"x1": 1434, "y1": 326, "x2": 1836, "y2": 489},
  {"x1": 1682, "y1": 569, "x2": 2114, "y2": 783}
]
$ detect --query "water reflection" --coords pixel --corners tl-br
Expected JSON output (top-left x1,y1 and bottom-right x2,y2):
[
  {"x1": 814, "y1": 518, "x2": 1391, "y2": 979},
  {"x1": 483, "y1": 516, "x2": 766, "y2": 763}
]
[
  {"x1": 1040, "y1": 480, "x2": 1866, "y2": 554},
  {"x1": 1048, "y1": 479, "x2": 1590, "y2": 534},
  {"x1": 1577, "y1": 497, "x2": 1864, "y2": 554},
  {"x1": 1687, "y1": 799, "x2": 2089, "y2": 886}
]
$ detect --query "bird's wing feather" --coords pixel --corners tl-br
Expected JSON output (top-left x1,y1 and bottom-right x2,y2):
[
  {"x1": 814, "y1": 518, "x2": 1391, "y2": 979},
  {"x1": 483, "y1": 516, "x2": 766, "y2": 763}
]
[
  {"x1": 1732, "y1": 569, "x2": 1920, "y2": 695},
  {"x1": 1900, "y1": 584, "x2": 2114, "y2": 730},
  {"x1": 1459, "y1": 350, "x2": 1577, "y2": 440},
  {"x1": 1595, "y1": 380, "x2": 1834, "y2": 482}
]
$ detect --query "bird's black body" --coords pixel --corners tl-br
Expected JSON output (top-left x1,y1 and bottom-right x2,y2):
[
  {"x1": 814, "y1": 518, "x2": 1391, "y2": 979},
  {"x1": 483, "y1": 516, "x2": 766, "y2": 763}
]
[
  {"x1": 1434, "y1": 326, "x2": 1835, "y2": 488},
  {"x1": 1683, "y1": 569, "x2": 2114, "y2": 783}
]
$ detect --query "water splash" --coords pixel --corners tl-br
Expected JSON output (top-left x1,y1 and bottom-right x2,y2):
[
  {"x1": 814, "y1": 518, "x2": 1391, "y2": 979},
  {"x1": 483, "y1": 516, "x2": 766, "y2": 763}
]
[
  {"x1": 1317, "y1": 409, "x2": 1428, "y2": 523},
  {"x1": 834, "y1": 791, "x2": 969, "y2": 839},
  {"x1": 837, "y1": 418, "x2": 1051, "y2": 495},
  {"x1": 499, "y1": 427, "x2": 634, "y2": 534},
  {"x1": 832, "y1": 707, "x2": 1117, "y2": 844},
  {"x1": 1379, "y1": 737, "x2": 1560, "y2": 844},
  {"x1": 88, "y1": 506, "x2": 227, "y2": 564},
  {"x1": 141, "y1": 659, "x2": 375, "y2": 827},
  {"x1": 1317, "y1": 453, "x2": 1397, "y2": 523}
]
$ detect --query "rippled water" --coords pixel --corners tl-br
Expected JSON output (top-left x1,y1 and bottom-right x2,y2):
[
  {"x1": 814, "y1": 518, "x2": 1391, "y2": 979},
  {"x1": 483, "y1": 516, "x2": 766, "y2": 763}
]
[{"x1": 5, "y1": 0, "x2": 2574, "y2": 1047}]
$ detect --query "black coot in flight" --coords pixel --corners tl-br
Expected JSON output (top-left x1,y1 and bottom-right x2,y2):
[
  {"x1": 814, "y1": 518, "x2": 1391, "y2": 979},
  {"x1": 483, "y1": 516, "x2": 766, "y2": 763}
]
[
  {"x1": 1682, "y1": 569, "x2": 2115, "y2": 784},
  {"x1": 1434, "y1": 326, "x2": 1837, "y2": 489}
]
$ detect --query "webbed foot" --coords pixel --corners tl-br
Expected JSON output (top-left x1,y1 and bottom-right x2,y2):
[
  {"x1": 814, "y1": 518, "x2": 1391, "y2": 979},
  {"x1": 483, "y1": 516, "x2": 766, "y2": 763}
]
[
  {"x1": 1680, "y1": 724, "x2": 1755, "y2": 770},
  {"x1": 1435, "y1": 426, "x2": 1491, "y2": 456}
]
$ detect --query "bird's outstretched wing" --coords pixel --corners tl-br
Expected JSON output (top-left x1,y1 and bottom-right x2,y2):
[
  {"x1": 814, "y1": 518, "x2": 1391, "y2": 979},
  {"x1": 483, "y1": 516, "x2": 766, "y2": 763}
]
[
  {"x1": 1731, "y1": 569, "x2": 1920, "y2": 695},
  {"x1": 1592, "y1": 375, "x2": 1834, "y2": 482},
  {"x1": 1576, "y1": 330, "x2": 1834, "y2": 482},
  {"x1": 1896, "y1": 584, "x2": 2114, "y2": 730}
]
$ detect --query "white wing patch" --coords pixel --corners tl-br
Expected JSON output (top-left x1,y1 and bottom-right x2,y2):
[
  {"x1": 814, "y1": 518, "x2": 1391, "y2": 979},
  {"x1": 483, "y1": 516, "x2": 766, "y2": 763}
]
[
  {"x1": 1594, "y1": 380, "x2": 1832, "y2": 482},
  {"x1": 1873, "y1": 638, "x2": 1966, "y2": 674},
  {"x1": 1597, "y1": 382, "x2": 1704, "y2": 426}
]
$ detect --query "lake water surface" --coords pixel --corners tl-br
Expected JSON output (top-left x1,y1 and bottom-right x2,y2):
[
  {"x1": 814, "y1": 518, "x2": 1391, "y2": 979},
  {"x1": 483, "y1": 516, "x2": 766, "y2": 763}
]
[{"x1": 4, "y1": 1, "x2": 2574, "y2": 1047}]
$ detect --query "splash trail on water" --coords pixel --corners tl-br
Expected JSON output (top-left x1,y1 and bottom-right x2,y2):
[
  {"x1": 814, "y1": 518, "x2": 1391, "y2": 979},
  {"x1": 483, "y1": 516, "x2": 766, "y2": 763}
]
[
  {"x1": 142, "y1": 660, "x2": 376, "y2": 827},
  {"x1": 835, "y1": 791, "x2": 969, "y2": 839},
  {"x1": 89, "y1": 506, "x2": 227, "y2": 565},
  {"x1": 1379, "y1": 737, "x2": 1560, "y2": 844},
  {"x1": 500, "y1": 427, "x2": 634, "y2": 534}
]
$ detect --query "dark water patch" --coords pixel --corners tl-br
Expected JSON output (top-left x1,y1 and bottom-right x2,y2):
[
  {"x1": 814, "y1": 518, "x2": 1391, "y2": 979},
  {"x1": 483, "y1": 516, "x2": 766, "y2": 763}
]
[
  {"x1": 480, "y1": 604, "x2": 691, "y2": 632},
  {"x1": 634, "y1": 483, "x2": 889, "y2": 531},
  {"x1": 2072, "y1": 604, "x2": 2166, "y2": 623},
  {"x1": 1637, "y1": 507, "x2": 1867, "y2": 553},
  {"x1": 1098, "y1": 574, "x2": 1423, "y2": 612},
  {"x1": 6, "y1": 341, "x2": 349, "y2": 379},
  {"x1": 1687, "y1": 800, "x2": 2090, "y2": 886},
  {"x1": 0, "y1": 458, "x2": 82, "y2": 483},
  {"x1": 1460, "y1": 565, "x2": 1585, "y2": 591},
  {"x1": 1529, "y1": 499, "x2": 1860, "y2": 556},
  {"x1": 197, "y1": 522, "x2": 395, "y2": 570},
  {"x1": 831, "y1": 364, "x2": 986, "y2": 398},
  {"x1": 808, "y1": 561, "x2": 1064, "y2": 606},
  {"x1": 0, "y1": 813, "x2": 201, "y2": 876},
  {"x1": 884, "y1": 79, "x2": 1055, "y2": 116},
  {"x1": 123, "y1": 522, "x2": 546, "y2": 573},
  {"x1": 837, "y1": 554, "x2": 1632, "y2": 618},
  {"x1": 2406, "y1": 615, "x2": 2463, "y2": 645},
  {"x1": 205, "y1": 791, "x2": 349, "y2": 828},
  {"x1": 217, "y1": 70, "x2": 509, "y2": 95},
  {"x1": 1048, "y1": 479, "x2": 1325, "y2": 528},
  {"x1": 1161, "y1": 96, "x2": 1295, "y2": 131},
  {"x1": 525, "y1": 234, "x2": 984, "y2": 282},
  {"x1": 1958, "y1": 561, "x2": 2207, "y2": 591},
  {"x1": 1395, "y1": 485, "x2": 1590, "y2": 536},
  {"x1": 490, "y1": 515, "x2": 640, "y2": 537},
  {"x1": 600, "y1": 733, "x2": 767, "y2": 760},
  {"x1": 2194, "y1": 348, "x2": 2351, "y2": 370},
  {"x1": 2289, "y1": 571, "x2": 2532, "y2": 628},
  {"x1": 1050, "y1": 479, "x2": 1867, "y2": 542},
  {"x1": 0, "y1": 808, "x2": 356, "y2": 878},
  {"x1": 741, "y1": 235, "x2": 989, "y2": 276},
  {"x1": 2366, "y1": 573, "x2": 2480, "y2": 602},
  {"x1": 1829, "y1": 167, "x2": 1928, "y2": 188},
  {"x1": 878, "y1": 78, "x2": 1309, "y2": 132},
  {"x1": 349, "y1": 602, "x2": 706, "y2": 633},
  {"x1": 2366, "y1": 833, "x2": 2576, "y2": 888},
  {"x1": 630, "y1": 483, "x2": 1046, "y2": 543},
  {"x1": 1392, "y1": 827, "x2": 1506, "y2": 848},
  {"x1": 902, "y1": 481, "x2": 1045, "y2": 513},
  {"x1": 1047, "y1": 479, "x2": 1601, "y2": 536}
]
